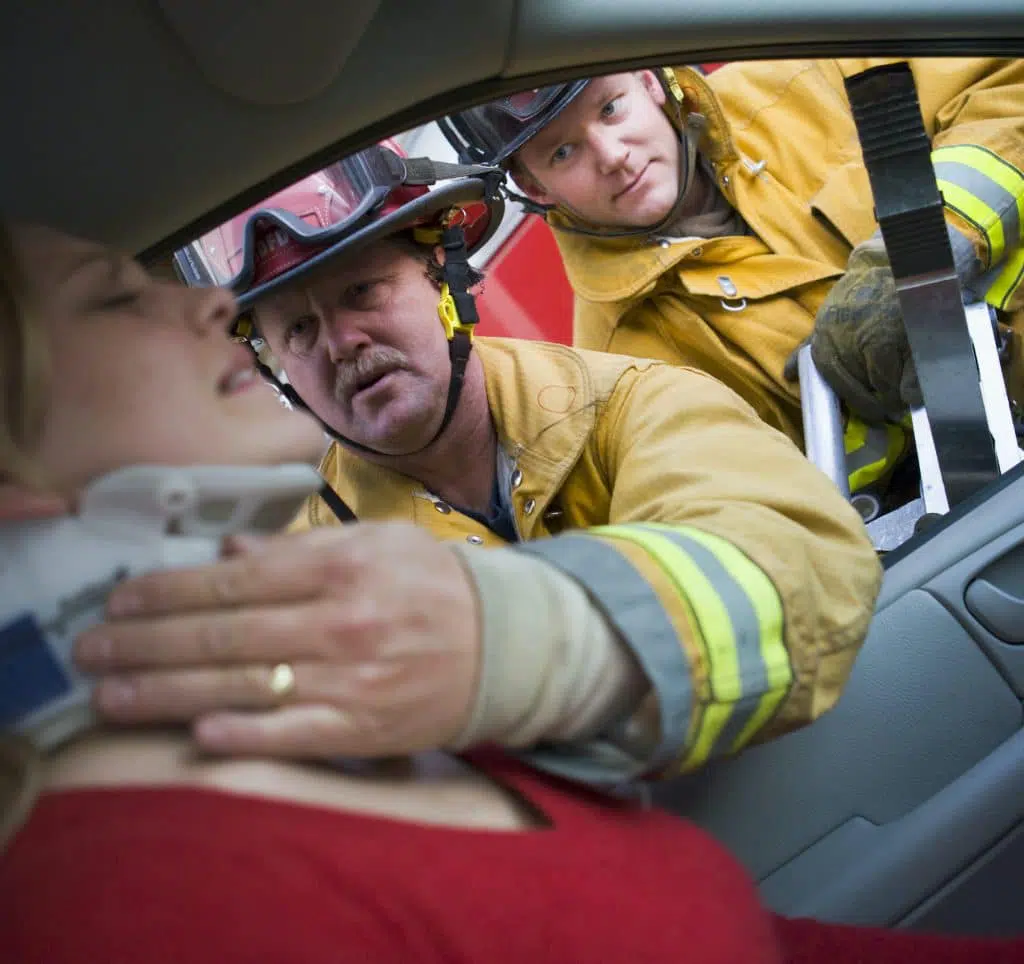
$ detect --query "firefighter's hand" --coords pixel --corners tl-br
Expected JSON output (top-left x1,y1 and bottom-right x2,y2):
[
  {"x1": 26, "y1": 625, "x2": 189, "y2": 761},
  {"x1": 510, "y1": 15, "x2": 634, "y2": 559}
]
[
  {"x1": 798, "y1": 239, "x2": 922, "y2": 423},
  {"x1": 73, "y1": 523, "x2": 482, "y2": 759}
]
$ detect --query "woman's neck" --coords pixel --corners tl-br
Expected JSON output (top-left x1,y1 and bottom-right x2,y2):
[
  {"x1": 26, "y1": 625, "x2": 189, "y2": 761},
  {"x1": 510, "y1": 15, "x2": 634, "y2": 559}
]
[{"x1": 40, "y1": 727, "x2": 544, "y2": 831}]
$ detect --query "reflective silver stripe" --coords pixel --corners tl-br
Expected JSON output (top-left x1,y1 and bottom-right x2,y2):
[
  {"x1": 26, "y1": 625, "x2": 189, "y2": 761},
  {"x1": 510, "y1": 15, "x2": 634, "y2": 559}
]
[
  {"x1": 515, "y1": 740, "x2": 655, "y2": 788},
  {"x1": 935, "y1": 158, "x2": 1022, "y2": 266},
  {"x1": 846, "y1": 423, "x2": 891, "y2": 475},
  {"x1": 517, "y1": 534, "x2": 691, "y2": 772},
  {"x1": 935, "y1": 160, "x2": 1021, "y2": 253},
  {"x1": 640, "y1": 526, "x2": 770, "y2": 758},
  {"x1": 985, "y1": 246, "x2": 1024, "y2": 311}
]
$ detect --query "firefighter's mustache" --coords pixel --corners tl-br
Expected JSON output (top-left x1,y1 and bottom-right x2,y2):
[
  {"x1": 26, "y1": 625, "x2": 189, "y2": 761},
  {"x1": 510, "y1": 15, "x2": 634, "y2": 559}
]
[{"x1": 333, "y1": 347, "x2": 409, "y2": 401}]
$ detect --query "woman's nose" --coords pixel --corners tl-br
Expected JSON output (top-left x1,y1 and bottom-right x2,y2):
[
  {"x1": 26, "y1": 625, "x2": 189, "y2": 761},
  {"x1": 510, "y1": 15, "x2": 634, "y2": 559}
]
[{"x1": 190, "y1": 284, "x2": 238, "y2": 337}]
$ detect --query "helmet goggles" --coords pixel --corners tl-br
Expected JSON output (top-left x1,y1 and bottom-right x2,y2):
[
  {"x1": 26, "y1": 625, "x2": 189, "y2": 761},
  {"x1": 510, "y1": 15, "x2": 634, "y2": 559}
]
[{"x1": 174, "y1": 144, "x2": 411, "y2": 296}]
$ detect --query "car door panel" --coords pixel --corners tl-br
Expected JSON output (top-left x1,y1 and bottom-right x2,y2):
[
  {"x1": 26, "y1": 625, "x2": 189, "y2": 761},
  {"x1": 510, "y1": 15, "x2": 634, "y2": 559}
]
[
  {"x1": 652, "y1": 468, "x2": 1024, "y2": 932},
  {"x1": 905, "y1": 820, "x2": 1024, "y2": 936}
]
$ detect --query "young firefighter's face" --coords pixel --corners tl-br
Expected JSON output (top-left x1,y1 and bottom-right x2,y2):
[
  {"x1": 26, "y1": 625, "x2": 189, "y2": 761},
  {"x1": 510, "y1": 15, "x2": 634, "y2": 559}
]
[{"x1": 514, "y1": 71, "x2": 681, "y2": 229}]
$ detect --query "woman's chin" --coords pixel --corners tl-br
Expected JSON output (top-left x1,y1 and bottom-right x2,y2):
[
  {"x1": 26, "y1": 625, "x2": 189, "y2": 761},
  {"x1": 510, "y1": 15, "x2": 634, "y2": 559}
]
[
  {"x1": 246, "y1": 408, "x2": 330, "y2": 466},
  {"x1": 279, "y1": 429, "x2": 331, "y2": 467}
]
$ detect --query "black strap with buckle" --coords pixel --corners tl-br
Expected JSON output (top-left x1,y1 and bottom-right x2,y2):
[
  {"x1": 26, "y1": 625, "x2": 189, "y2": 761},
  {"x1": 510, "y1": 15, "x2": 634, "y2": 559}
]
[{"x1": 844, "y1": 62, "x2": 1001, "y2": 507}]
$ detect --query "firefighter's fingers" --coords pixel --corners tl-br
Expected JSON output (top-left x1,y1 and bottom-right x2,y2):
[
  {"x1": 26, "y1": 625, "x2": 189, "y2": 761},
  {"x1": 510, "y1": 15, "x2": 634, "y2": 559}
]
[
  {"x1": 782, "y1": 338, "x2": 811, "y2": 383},
  {"x1": 91, "y1": 663, "x2": 315, "y2": 723},
  {"x1": 75, "y1": 604, "x2": 325, "y2": 671},
  {"x1": 101, "y1": 527, "x2": 364, "y2": 618},
  {"x1": 811, "y1": 341, "x2": 888, "y2": 424}
]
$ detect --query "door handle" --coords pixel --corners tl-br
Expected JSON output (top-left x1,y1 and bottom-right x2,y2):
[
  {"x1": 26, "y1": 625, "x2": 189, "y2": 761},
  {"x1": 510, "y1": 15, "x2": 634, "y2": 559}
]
[{"x1": 965, "y1": 577, "x2": 1024, "y2": 644}]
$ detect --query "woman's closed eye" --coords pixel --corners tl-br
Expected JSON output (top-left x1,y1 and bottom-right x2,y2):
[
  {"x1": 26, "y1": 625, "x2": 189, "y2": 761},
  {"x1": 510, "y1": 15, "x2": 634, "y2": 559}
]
[
  {"x1": 86, "y1": 258, "x2": 149, "y2": 313},
  {"x1": 99, "y1": 288, "x2": 144, "y2": 310}
]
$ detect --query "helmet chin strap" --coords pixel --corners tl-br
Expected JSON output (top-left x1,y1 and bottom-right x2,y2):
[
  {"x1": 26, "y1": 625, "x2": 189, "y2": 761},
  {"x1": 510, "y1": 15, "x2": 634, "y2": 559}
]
[{"x1": 247, "y1": 221, "x2": 479, "y2": 523}]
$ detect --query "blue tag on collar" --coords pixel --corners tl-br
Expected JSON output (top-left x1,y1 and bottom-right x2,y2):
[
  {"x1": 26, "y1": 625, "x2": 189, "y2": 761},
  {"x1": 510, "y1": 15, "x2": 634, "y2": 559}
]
[{"x1": 0, "y1": 613, "x2": 72, "y2": 728}]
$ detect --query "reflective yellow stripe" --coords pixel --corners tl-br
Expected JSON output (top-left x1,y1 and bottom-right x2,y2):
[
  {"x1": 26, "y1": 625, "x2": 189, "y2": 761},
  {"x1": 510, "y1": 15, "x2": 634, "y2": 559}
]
[
  {"x1": 519, "y1": 533, "x2": 699, "y2": 773},
  {"x1": 933, "y1": 144, "x2": 1024, "y2": 266},
  {"x1": 598, "y1": 527, "x2": 734, "y2": 767},
  {"x1": 844, "y1": 417, "x2": 867, "y2": 455},
  {"x1": 843, "y1": 417, "x2": 908, "y2": 492},
  {"x1": 647, "y1": 524, "x2": 791, "y2": 756},
  {"x1": 595, "y1": 523, "x2": 790, "y2": 770},
  {"x1": 985, "y1": 246, "x2": 1024, "y2": 311},
  {"x1": 935, "y1": 145, "x2": 1024, "y2": 217}
]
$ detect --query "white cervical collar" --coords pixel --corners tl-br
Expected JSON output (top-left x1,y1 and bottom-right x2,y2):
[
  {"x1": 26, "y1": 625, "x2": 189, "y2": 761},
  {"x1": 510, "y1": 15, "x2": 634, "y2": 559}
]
[{"x1": 0, "y1": 464, "x2": 322, "y2": 751}]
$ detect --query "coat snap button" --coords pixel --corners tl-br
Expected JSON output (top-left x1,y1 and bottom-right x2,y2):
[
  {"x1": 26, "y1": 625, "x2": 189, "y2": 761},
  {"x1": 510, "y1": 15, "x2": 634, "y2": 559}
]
[
  {"x1": 434, "y1": 501, "x2": 452, "y2": 514},
  {"x1": 524, "y1": 498, "x2": 536, "y2": 515},
  {"x1": 511, "y1": 468, "x2": 523, "y2": 489},
  {"x1": 717, "y1": 275, "x2": 738, "y2": 297},
  {"x1": 466, "y1": 534, "x2": 484, "y2": 545}
]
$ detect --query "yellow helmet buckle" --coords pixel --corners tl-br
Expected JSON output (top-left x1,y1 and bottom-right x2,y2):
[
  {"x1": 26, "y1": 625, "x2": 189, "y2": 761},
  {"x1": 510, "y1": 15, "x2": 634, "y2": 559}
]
[
  {"x1": 437, "y1": 282, "x2": 474, "y2": 341},
  {"x1": 231, "y1": 316, "x2": 254, "y2": 343}
]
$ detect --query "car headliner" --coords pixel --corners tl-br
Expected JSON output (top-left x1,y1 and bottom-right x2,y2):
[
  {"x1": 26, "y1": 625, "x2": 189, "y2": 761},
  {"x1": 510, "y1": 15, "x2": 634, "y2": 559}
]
[{"x1": 2, "y1": 0, "x2": 1022, "y2": 256}]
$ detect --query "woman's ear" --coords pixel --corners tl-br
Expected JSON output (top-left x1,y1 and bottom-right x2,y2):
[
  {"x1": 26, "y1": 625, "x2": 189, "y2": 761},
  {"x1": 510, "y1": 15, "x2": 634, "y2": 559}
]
[{"x1": 0, "y1": 485, "x2": 70, "y2": 523}]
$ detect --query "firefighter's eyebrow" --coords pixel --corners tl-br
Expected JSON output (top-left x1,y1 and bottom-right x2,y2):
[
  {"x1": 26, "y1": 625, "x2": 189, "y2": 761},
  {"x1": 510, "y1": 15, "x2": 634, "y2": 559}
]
[
  {"x1": 586, "y1": 77, "x2": 625, "y2": 106},
  {"x1": 531, "y1": 80, "x2": 619, "y2": 152},
  {"x1": 530, "y1": 121, "x2": 569, "y2": 152}
]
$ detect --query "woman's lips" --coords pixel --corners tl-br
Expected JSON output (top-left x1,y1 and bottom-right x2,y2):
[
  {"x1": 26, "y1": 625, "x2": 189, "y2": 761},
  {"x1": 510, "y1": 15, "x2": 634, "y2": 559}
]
[{"x1": 218, "y1": 365, "x2": 260, "y2": 396}]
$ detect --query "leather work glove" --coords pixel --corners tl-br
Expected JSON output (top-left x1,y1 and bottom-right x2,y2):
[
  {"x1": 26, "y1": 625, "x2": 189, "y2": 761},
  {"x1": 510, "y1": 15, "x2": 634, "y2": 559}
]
[{"x1": 784, "y1": 237, "x2": 921, "y2": 424}]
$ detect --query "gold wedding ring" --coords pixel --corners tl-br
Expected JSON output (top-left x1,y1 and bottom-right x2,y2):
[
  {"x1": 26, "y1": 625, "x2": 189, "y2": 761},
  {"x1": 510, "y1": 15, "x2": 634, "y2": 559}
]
[{"x1": 268, "y1": 663, "x2": 297, "y2": 703}]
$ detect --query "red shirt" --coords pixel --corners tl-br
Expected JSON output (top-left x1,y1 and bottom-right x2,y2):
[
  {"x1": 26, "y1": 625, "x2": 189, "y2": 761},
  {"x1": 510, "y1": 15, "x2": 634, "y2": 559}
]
[{"x1": 3, "y1": 750, "x2": 1022, "y2": 964}]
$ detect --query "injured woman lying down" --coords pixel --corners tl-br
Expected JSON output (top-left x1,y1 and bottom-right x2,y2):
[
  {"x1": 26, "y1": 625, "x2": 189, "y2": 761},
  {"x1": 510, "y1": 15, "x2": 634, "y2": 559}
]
[{"x1": 1, "y1": 220, "x2": 1022, "y2": 964}]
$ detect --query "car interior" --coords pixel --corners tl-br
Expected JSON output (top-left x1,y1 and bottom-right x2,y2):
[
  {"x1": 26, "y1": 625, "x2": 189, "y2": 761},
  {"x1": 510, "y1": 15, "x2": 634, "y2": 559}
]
[{"x1": 4, "y1": 0, "x2": 1023, "y2": 939}]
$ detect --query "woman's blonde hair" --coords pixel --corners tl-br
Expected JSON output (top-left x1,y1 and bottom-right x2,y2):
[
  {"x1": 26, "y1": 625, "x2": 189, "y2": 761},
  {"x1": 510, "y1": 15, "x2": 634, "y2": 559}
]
[
  {"x1": 0, "y1": 220, "x2": 49, "y2": 849},
  {"x1": 0, "y1": 222, "x2": 49, "y2": 486}
]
